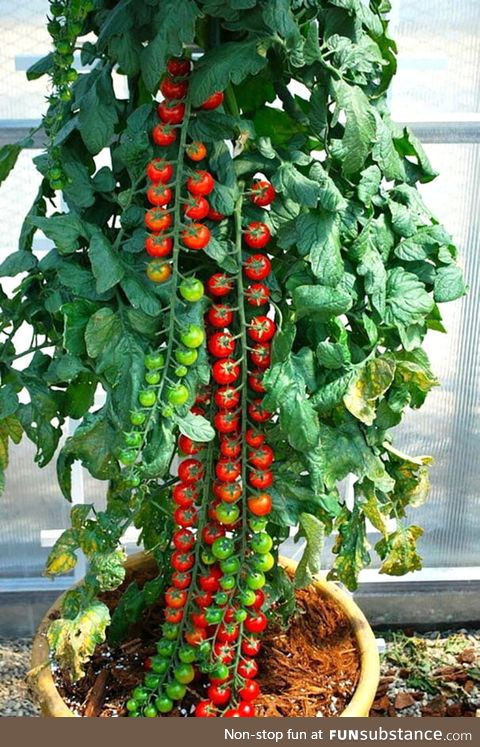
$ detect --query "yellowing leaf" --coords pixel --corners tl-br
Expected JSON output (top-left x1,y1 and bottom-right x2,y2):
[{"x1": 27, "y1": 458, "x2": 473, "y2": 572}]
[
  {"x1": 48, "y1": 600, "x2": 110, "y2": 681},
  {"x1": 376, "y1": 525, "x2": 424, "y2": 577},
  {"x1": 344, "y1": 355, "x2": 396, "y2": 425},
  {"x1": 45, "y1": 529, "x2": 79, "y2": 576}
]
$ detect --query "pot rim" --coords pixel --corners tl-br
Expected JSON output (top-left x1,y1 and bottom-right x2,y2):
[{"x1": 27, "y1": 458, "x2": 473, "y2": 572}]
[{"x1": 30, "y1": 552, "x2": 379, "y2": 718}]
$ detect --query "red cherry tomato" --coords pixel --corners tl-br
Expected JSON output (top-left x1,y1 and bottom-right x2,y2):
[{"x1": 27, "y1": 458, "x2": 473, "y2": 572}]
[
  {"x1": 244, "y1": 222, "x2": 271, "y2": 249},
  {"x1": 213, "y1": 481, "x2": 242, "y2": 504},
  {"x1": 173, "y1": 528, "x2": 195, "y2": 551},
  {"x1": 201, "y1": 523, "x2": 225, "y2": 545},
  {"x1": 173, "y1": 506, "x2": 198, "y2": 528},
  {"x1": 245, "y1": 282, "x2": 270, "y2": 307},
  {"x1": 191, "y1": 610, "x2": 209, "y2": 628},
  {"x1": 224, "y1": 709, "x2": 241, "y2": 717},
  {"x1": 253, "y1": 589, "x2": 266, "y2": 609},
  {"x1": 186, "y1": 142, "x2": 207, "y2": 161},
  {"x1": 207, "y1": 683, "x2": 231, "y2": 707},
  {"x1": 237, "y1": 658, "x2": 259, "y2": 679},
  {"x1": 249, "y1": 469, "x2": 273, "y2": 490},
  {"x1": 200, "y1": 91, "x2": 224, "y2": 110},
  {"x1": 215, "y1": 457, "x2": 241, "y2": 482},
  {"x1": 217, "y1": 623, "x2": 239, "y2": 644},
  {"x1": 178, "y1": 458, "x2": 204, "y2": 484},
  {"x1": 146, "y1": 183, "x2": 172, "y2": 207},
  {"x1": 195, "y1": 700, "x2": 217, "y2": 718},
  {"x1": 146, "y1": 159, "x2": 173, "y2": 184},
  {"x1": 171, "y1": 549, "x2": 195, "y2": 571},
  {"x1": 219, "y1": 436, "x2": 241, "y2": 458},
  {"x1": 247, "y1": 492, "x2": 272, "y2": 516},
  {"x1": 165, "y1": 607, "x2": 183, "y2": 624},
  {"x1": 181, "y1": 222, "x2": 211, "y2": 250},
  {"x1": 249, "y1": 342, "x2": 271, "y2": 370},
  {"x1": 145, "y1": 234, "x2": 172, "y2": 258},
  {"x1": 246, "y1": 428, "x2": 265, "y2": 448},
  {"x1": 208, "y1": 331, "x2": 235, "y2": 358},
  {"x1": 248, "y1": 315, "x2": 276, "y2": 342},
  {"x1": 207, "y1": 206, "x2": 225, "y2": 221},
  {"x1": 241, "y1": 636, "x2": 261, "y2": 657},
  {"x1": 160, "y1": 75, "x2": 188, "y2": 100},
  {"x1": 214, "y1": 641, "x2": 235, "y2": 664},
  {"x1": 171, "y1": 570, "x2": 192, "y2": 589},
  {"x1": 178, "y1": 434, "x2": 203, "y2": 455},
  {"x1": 248, "y1": 399, "x2": 273, "y2": 423},
  {"x1": 244, "y1": 253, "x2": 271, "y2": 281},
  {"x1": 199, "y1": 572, "x2": 220, "y2": 593},
  {"x1": 185, "y1": 628, "x2": 207, "y2": 646},
  {"x1": 250, "y1": 179, "x2": 276, "y2": 207},
  {"x1": 207, "y1": 304, "x2": 234, "y2": 328},
  {"x1": 167, "y1": 58, "x2": 191, "y2": 77},
  {"x1": 245, "y1": 611, "x2": 267, "y2": 634},
  {"x1": 152, "y1": 123, "x2": 176, "y2": 146},
  {"x1": 248, "y1": 371, "x2": 266, "y2": 394},
  {"x1": 158, "y1": 100, "x2": 185, "y2": 124},
  {"x1": 194, "y1": 589, "x2": 213, "y2": 608},
  {"x1": 165, "y1": 587, "x2": 187, "y2": 609},
  {"x1": 145, "y1": 207, "x2": 173, "y2": 232},
  {"x1": 173, "y1": 483, "x2": 199, "y2": 507},
  {"x1": 214, "y1": 411, "x2": 240, "y2": 434},
  {"x1": 186, "y1": 170, "x2": 215, "y2": 196},
  {"x1": 206, "y1": 273, "x2": 234, "y2": 297},
  {"x1": 184, "y1": 196, "x2": 209, "y2": 220},
  {"x1": 211, "y1": 358, "x2": 240, "y2": 385},
  {"x1": 214, "y1": 386, "x2": 240, "y2": 410},
  {"x1": 248, "y1": 444, "x2": 275, "y2": 470}
]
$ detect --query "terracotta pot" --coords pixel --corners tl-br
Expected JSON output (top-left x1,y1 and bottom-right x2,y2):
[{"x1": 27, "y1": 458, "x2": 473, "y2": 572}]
[{"x1": 30, "y1": 552, "x2": 380, "y2": 718}]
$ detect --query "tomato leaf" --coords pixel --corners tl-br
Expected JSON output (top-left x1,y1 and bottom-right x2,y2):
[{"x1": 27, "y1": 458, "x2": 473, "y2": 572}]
[
  {"x1": 294, "y1": 512, "x2": 324, "y2": 588},
  {"x1": 88, "y1": 233, "x2": 125, "y2": 293},
  {"x1": 174, "y1": 411, "x2": 215, "y2": 442}
]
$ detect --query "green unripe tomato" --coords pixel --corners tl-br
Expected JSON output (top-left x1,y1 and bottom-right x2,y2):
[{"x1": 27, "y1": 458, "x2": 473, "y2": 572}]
[
  {"x1": 65, "y1": 68, "x2": 78, "y2": 82},
  {"x1": 50, "y1": 3, "x2": 64, "y2": 17},
  {"x1": 47, "y1": 19, "x2": 61, "y2": 34},
  {"x1": 119, "y1": 448, "x2": 137, "y2": 465},
  {"x1": 214, "y1": 591, "x2": 229, "y2": 606},
  {"x1": 56, "y1": 40, "x2": 71, "y2": 55},
  {"x1": 130, "y1": 411, "x2": 146, "y2": 426},
  {"x1": 174, "y1": 365, "x2": 188, "y2": 378},
  {"x1": 234, "y1": 609, "x2": 248, "y2": 624},
  {"x1": 145, "y1": 371, "x2": 161, "y2": 385},
  {"x1": 132, "y1": 686, "x2": 148, "y2": 704},
  {"x1": 246, "y1": 571, "x2": 266, "y2": 590},
  {"x1": 155, "y1": 695, "x2": 173, "y2": 713},
  {"x1": 125, "y1": 474, "x2": 141, "y2": 488},
  {"x1": 144, "y1": 674, "x2": 161, "y2": 690},
  {"x1": 175, "y1": 348, "x2": 198, "y2": 366},
  {"x1": 178, "y1": 645, "x2": 197, "y2": 664},
  {"x1": 150, "y1": 656, "x2": 169, "y2": 674},
  {"x1": 240, "y1": 589, "x2": 256, "y2": 607},
  {"x1": 212, "y1": 537, "x2": 235, "y2": 560},
  {"x1": 165, "y1": 682, "x2": 186, "y2": 700},
  {"x1": 162, "y1": 405, "x2": 174, "y2": 418},
  {"x1": 205, "y1": 607, "x2": 223, "y2": 625},
  {"x1": 215, "y1": 502, "x2": 240, "y2": 525},
  {"x1": 167, "y1": 384, "x2": 189, "y2": 407},
  {"x1": 220, "y1": 575, "x2": 236, "y2": 591},
  {"x1": 201, "y1": 549, "x2": 216, "y2": 565},
  {"x1": 145, "y1": 353, "x2": 165, "y2": 370},
  {"x1": 210, "y1": 663, "x2": 229, "y2": 681},
  {"x1": 250, "y1": 532, "x2": 273, "y2": 554},
  {"x1": 220, "y1": 556, "x2": 241, "y2": 574},
  {"x1": 126, "y1": 699, "x2": 138, "y2": 712},
  {"x1": 249, "y1": 517, "x2": 268, "y2": 533},
  {"x1": 138, "y1": 389, "x2": 156, "y2": 407},
  {"x1": 50, "y1": 178, "x2": 66, "y2": 191},
  {"x1": 180, "y1": 325, "x2": 205, "y2": 349},
  {"x1": 48, "y1": 167, "x2": 63, "y2": 181},
  {"x1": 125, "y1": 432, "x2": 142, "y2": 448},
  {"x1": 197, "y1": 640, "x2": 211, "y2": 658},
  {"x1": 174, "y1": 663, "x2": 195, "y2": 684},
  {"x1": 162, "y1": 622, "x2": 180, "y2": 640},
  {"x1": 156, "y1": 640, "x2": 174, "y2": 657},
  {"x1": 253, "y1": 552, "x2": 274, "y2": 572},
  {"x1": 143, "y1": 705, "x2": 157, "y2": 718},
  {"x1": 179, "y1": 278, "x2": 204, "y2": 302}
]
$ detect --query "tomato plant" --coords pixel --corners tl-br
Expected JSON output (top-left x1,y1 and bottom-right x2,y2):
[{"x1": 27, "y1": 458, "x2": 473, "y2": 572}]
[{"x1": 0, "y1": 0, "x2": 465, "y2": 721}]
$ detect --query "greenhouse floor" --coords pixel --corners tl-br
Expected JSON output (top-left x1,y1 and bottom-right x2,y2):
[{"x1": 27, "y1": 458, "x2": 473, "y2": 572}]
[{"x1": 0, "y1": 632, "x2": 479, "y2": 718}]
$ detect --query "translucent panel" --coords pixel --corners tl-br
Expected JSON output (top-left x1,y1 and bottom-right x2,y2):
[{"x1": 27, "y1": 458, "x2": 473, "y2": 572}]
[
  {"x1": 0, "y1": 150, "x2": 43, "y2": 260},
  {"x1": 0, "y1": 1, "x2": 50, "y2": 121},
  {"x1": 389, "y1": 0, "x2": 480, "y2": 119}
]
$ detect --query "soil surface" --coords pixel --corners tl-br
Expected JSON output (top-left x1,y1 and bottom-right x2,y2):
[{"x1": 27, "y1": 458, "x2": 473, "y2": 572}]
[{"x1": 50, "y1": 573, "x2": 360, "y2": 717}]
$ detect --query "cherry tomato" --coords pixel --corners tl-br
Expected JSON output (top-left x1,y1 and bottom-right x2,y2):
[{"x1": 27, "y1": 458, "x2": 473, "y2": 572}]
[
  {"x1": 172, "y1": 482, "x2": 198, "y2": 507},
  {"x1": 246, "y1": 428, "x2": 265, "y2": 448},
  {"x1": 152, "y1": 123, "x2": 177, "y2": 147},
  {"x1": 207, "y1": 206, "x2": 225, "y2": 221},
  {"x1": 237, "y1": 659, "x2": 258, "y2": 679},
  {"x1": 138, "y1": 389, "x2": 156, "y2": 407},
  {"x1": 178, "y1": 434, "x2": 202, "y2": 455},
  {"x1": 186, "y1": 170, "x2": 215, "y2": 196},
  {"x1": 214, "y1": 641, "x2": 235, "y2": 665},
  {"x1": 224, "y1": 709, "x2": 241, "y2": 717},
  {"x1": 160, "y1": 76, "x2": 188, "y2": 100},
  {"x1": 180, "y1": 324, "x2": 205, "y2": 349},
  {"x1": 248, "y1": 492, "x2": 272, "y2": 516},
  {"x1": 194, "y1": 589, "x2": 213, "y2": 608},
  {"x1": 253, "y1": 552, "x2": 274, "y2": 572},
  {"x1": 215, "y1": 457, "x2": 241, "y2": 482},
  {"x1": 248, "y1": 399, "x2": 273, "y2": 423},
  {"x1": 208, "y1": 683, "x2": 231, "y2": 707},
  {"x1": 207, "y1": 304, "x2": 234, "y2": 328},
  {"x1": 173, "y1": 506, "x2": 198, "y2": 528},
  {"x1": 245, "y1": 282, "x2": 270, "y2": 307},
  {"x1": 215, "y1": 386, "x2": 240, "y2": 410},
  {"x1": 244, "y1": 222, "x2": 271, "y2": 249},
  {"x1": 171, "y1": 550, "x2": 195, "y2": 572},
  {"x1": 249, "y1": 342, "x2": 271, "y2": 370},
  {"x1": 214, "y1": 410, "x2": 240, "y2": 434},
  {"x1": 145, "y1": 207, "x2": 173, "y2": 232},
  {"x1": 181, "y1": 222, "x2": 211, "y2": 251},
  {"x1": 208, "y1": 331, "x2": 235, "y2": 358},
  {"x1": 145, "y1": 234, "x2": 172, "y2": 258},
  {"x1": 201, "y1": 523, "x2": 225, "y2": 545},
  {"x1": 174, "y1": 663, "x2": 195, "y2": 684},
  {"x1": 146, "y1": 259, "x2": 171, "y2": 283},
  {"x1": 154, "y1": 695, "x2": 174, "y2": 713},
  {"x1": 215, "y1": 502, "x2": 240, "y2": 525},
  {"x1": 199, "y1": 572, "x2": 220, "y2": 592},
  {"x1": 248, "y1": 315, "x2": 276, "y2": 342},
  {"x1": 185, "y1": 628, "x2": 207, "y2": 646},
  {"x1": 172, "y1": 527, "x2": 195, "y2": 551},
  {"x1": 178, "y1": 458, "x2": 204, "y2": 484},
  {"x1": 172, "y1": 570, "x2": 191, "y2": 590},
  {"x1": 213, "y1": 481, "x2": 242, "y2": 504},
  {"x1": 220, "y1": 435, "x2": 241, "y2": 458},
  {"x1": 195, "y1": 700, "x2": 217, "y2": 718},
  {"x1": 238, "y1": 701, "x2": 256, "y2": 717},
  {"x1": 249, "y1": 469, "x2": 273, "y2": 490},
  {"x1": 184, "y1": 195, "x2": 209, "y2": 220},
  {"x1": 212, "y1": 358, "x2": 240, "y2": 385},
  {"x1": 242, "y1": 636, "x2": 261, "y2": 657},
  {"x1": 179, "y1": 278, "x2": 204, "y2": 302},
  {"x1": 250, "y1": 534, "x2": 273, "y2": 555},
  {"x1": 248, "y1": 371, "x2": 266, "y2": 393},
  {"x1": 146, "y1": 159, "x2": 173, "y2": 184},
  {"x1": 178, "y1": 645, "x2": 197, "y2": 664},
  {"x1": 167, "y1": 57, "x2": 191, "y2": 77},
  {"x1": 191, "y1": 610, "x2": 209, "y2": 628},
  {"x1": 245, "y1": 611, "x2": 267, "y2": 634},
  {"x1": 146, "y1": 183, "x2": 172, "y2": 207},
  {"x1": 176, "y1": 348, "x2": 198, "y2": 366},
  {"x1": 244, "y1": 253, "x2": 271, "y2": 281},
  {"x1": 221, "y1": 556, "x2": 241, "y2": 574},
  {"x1": 206, "y1": 273, "x2": 234, "y2": 297},
  {"x1": 165, "y1": 587, "x2": 187, "y2": 609},
  {"x1": 200, "y1": 91, "x2": 224, "y2": 110},
  {"x1": 249, "y1": 444, "x2": 274, "y2": 470},
  {"x1": 158, "y1": 100, "x2": 185, "y2": 124},
  {"x1": 217, "y1": 623, "x2": 239, "y2": 644},
  {"x1": 167, "y1": 383, "x2": 189, "y2": 406},
  {"x1": 186, "y1": 141, "x2": 207, "y2": 161},
  {"x1": 250, "y1": 179, "x2": 276, "y2": 207}
]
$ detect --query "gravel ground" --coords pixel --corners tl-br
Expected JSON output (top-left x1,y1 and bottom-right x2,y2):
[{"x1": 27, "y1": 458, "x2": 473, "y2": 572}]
[{"x1": 1, "y1": 632, "x2": 479, "y2": 717}]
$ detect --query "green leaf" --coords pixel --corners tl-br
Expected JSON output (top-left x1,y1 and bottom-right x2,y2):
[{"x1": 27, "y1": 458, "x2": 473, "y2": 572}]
[
  {"x1": 141, "y1": 421, "x2": 175, "y2": 479},
  {"x1": 331, "y1": 80, "x2": 376, "y2": 175},
  {"x1": 60, "y1": 409, "x2": 120, "y2": 482},
  {"x1": 88, "y1": 549, "x2": 126, "y2": 592},
  {"x1": 309, "y1": 161, "x2": 347, "y2": 212},
  {"x1": 272, "y1": 162, "x2": 319, "y2": 208},
  {"x1": 434, "y1": 265, "x2": 467, "y2": 303},
  {"x1": 29, "y1": 214, "x2": 89, "y2": 255},
  {"x1": 376, "y1": 525, "x2": 424, "y2": 576},
  {"x1": 344, "y1": 355, "x2": 396, "y2": 425},
  {"x1": 294, "y1": 513, "x2": 324, "y2": 587},
  {"x1": 190, "y1": 40, "x2": 268, "y2": 107},
  {"x1": 88, "y1": 233, "x2": 125, "y2": 293},
  {"x1": 62, "y1": 300, "x2": 98, "y2": 356},
  {"x1": 78, "y1": 70, "x2": 119, "y2": 154},
  {"x1": 48, "y1": 600, "x2": 110, "y2": 681},
  {"x1": 292, "y1": 283, "x2": 352, "y2": 319},
  {"x1": 0, "y1": 143, "x2": 21, "y2": 186},
  {"x1": 316, "y1": 340, "x2": 351, "y2": 369},
  {"x1": 262, "y1": 0, "x2": 301, "y2": 44},
  {"x1": 385, "y1": 268, "x2": 434, "y2": 327},
  {"x1": 85, "y1": 308, "x2": 122, "y2": 358},
  {"x1": 173, "y1": 411, "x2": 215, "y2": 443},
  {"x1": 329, "y1": 507, "x2": 370, "y2": 591},
  {"x1": 108, "y1": 575, "x2": 164, "y2": 647},
  {"x1": 26, "y1": 52, "x2": 54, "y2": 80},
  {"x1": 372, "y1": 112, "x2": 406, "y2": 182},
  {"x1": 357, "y1": 165, "x2": 381, "y2": 207},
  {"x1": 253, "y1": 107, "x2": 301, "y2": 145},
  {"x1": 0, "y1": 250, "x2": 37, "y2": 276}
]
